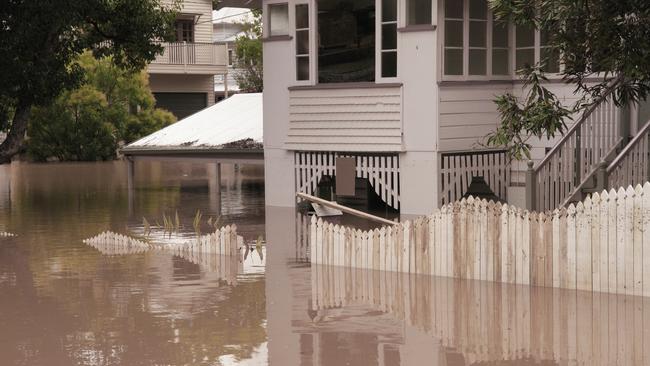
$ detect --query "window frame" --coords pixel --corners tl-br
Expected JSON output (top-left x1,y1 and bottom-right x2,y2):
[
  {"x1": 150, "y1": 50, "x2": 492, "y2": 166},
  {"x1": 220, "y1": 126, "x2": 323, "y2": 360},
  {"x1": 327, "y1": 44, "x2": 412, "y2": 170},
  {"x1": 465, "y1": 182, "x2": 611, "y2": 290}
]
[
  {"x1": 291, "y1": 0, "x2": 315, "y2": 85},
  {"x1": 439, "y1": 0, "x2": 563, "y2": 81},
  {"x1": 376, "y1": 0, "x2": 400, "y2": 82}
]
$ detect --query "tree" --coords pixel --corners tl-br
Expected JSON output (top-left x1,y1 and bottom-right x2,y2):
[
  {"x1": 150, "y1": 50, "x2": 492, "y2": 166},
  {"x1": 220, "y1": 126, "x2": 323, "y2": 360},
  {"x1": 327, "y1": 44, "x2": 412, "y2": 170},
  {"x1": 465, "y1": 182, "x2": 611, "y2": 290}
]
[
  {"x1": 0, "y1": 0, "x2": 178, "y2": 163},
  {"x1": 27, "y1": 53, "x2": 176, "y2": 162},
  {"x1": 485, "y1": 0, "x2": 650, "y2": 160},
  {"x1": 233, "y1": 9, "x2": 263, "y2": 93}
]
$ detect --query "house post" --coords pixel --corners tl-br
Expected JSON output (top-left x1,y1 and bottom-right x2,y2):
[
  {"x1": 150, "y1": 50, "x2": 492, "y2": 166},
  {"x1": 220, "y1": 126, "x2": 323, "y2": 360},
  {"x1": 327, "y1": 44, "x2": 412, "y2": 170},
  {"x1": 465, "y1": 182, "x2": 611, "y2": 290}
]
[
  {"x1": 208, "y1": 162, "x2": 222, "y2": 215},
  {"x1": 126, "y1": 157, "x2": 135, "y2": 215},
  {"x1": 525, "y1": 160, "x2": 536, "y2": 211}
]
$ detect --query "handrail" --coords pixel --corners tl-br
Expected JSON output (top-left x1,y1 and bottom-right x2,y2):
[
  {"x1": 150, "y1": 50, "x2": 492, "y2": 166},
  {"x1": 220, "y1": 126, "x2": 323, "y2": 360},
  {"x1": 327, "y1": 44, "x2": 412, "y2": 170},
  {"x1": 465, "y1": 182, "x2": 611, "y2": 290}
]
[
  {"x1": 607, "y1": 119, "x2": 650, "y2": 174},
  {"x1": 296, "y1": 192, "x2": 399, "y2": 226},
  {"x1": 534, "y1": 84, "x2": 618, "y2": 173}
]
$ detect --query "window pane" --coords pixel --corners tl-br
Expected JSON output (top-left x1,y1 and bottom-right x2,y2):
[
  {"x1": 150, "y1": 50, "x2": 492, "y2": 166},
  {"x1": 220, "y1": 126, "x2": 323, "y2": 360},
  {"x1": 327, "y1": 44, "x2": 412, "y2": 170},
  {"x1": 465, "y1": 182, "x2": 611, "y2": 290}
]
[
  {"x1": 382, "y1": 0, "x2": 397, "y2": 22},
  {"x1": 445, "y1": 20, "x2": 463, "y2": 47},
  {"x1": 297, "y1": 56, "x2": 310, "y2": 80},
  {"x1": 445, "y1": 0, "x2": 463, "y2": 19},
  {"x1": 492, "y1": 21, "x2": 508, "y2": 48},
  {"x1": 296, "y1": 29, "x2": 309, "y2": 55},
  {"x1": 382, "y1": 24, "x2": 397, "y2": 50},
  {"x1": 444, "y1": 49, "x2": 463, "y2": 75},
  {"x1": 469, "y1": 0, "x2": 487, "y2": 20},
  {"x1": 407, "y1": 0, "x2": 432, "y2": 25},
  {"x1": 318, "y1": 0, "x2": 375, "y2": 83},
  {"x1": 516, "y1": 24, "x2": 534, "y2": 48},
  {"x1": 469, "y1": 49, "x2": 486, "y2": 75},
  {"x1": 296, "y1": 4, "x2": 309, "y2": 29},
  {"x1": 382, "y1": 52, "x2": 397, "y2": 77},
  {"x1": 269, "y1": 4, "x2": 289, "y2": 36},
  {"x1": 492, "y1": 49, "x2": 509, "y2": 75},
  {"x1": 541, "y1": 47, "x2": 560, "y2": 73},
  {"x1": 469, "y1": 21, "x2": 486, "y2": 47},
  {"x1": 516, "y1": 48, "x2": 535, "y2": 70}
]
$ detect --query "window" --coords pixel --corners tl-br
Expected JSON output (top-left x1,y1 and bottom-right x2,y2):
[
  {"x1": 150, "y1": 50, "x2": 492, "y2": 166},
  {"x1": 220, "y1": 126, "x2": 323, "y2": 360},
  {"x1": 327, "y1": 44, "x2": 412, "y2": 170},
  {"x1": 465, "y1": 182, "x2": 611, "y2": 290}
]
[
  {"x1": 468, "y1": 0, "x2": 487, "y2": 75},
  {"x1": 295, "y1": 4, "x2": 310, "y2": 81},
  {"x1": 515, "y1": 24, "x2": 535, "y2": 70},
  {"x1": 228, "y1": 49, "x2": 234, "y2": 66},
  {"x1": 443, "y1": 0, "x2": 464, "y2": 75},
  {"x1": 381, "y1": 0, "x2": 397, "y2": 77},
  {"x1": 406, "y1": 0, "x2": 432, "y2": 25},
  {"x1": 174, "y1": 19, "x2": 194, "y2": 42},
  {"x1": 492, "y1": 19, "x2": 509, "y2": 75},
  {"x1": 269, "y1": 3, "x2": 289, "y2": 36},
  {"x1": 317, "y1": 0, "x2": 375, "y2": 83},
  {"x1": 540, "y1": 27, "x2": 560, "y2": 73}
]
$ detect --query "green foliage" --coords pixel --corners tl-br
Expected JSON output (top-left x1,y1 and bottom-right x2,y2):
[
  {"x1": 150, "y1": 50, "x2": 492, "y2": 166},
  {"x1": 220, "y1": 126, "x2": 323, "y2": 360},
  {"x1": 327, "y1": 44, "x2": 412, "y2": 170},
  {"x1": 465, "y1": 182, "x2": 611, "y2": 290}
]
[
  {"x1": 233, "y1": 9, "x2": 263, "y2": 93},
  {"x1": 27, "y1": 54, "x2": 176, "y2": 162},
  {"x1": 484, "y1": 67, "x2": 572, "y2": 161},
  {"x1": 486, "y1": 0, "x2": 650, "y2": 159},
  {"x1": 0, "y1": 0, "x2": 178, "y2": 162}
]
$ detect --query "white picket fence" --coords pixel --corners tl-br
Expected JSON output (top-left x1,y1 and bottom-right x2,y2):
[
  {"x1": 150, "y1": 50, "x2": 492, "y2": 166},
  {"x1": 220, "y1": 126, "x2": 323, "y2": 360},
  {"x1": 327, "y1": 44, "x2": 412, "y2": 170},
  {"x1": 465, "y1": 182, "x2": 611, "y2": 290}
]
[
  {"x1": 310, "y1": 183, "x2": 650, "y2": 296},
  {"x1": 83, "y1": 225, "x2": 243, "y2": 257},
  {"x1": 0, "y1": 231, "x2": 16, "y2": 237}
]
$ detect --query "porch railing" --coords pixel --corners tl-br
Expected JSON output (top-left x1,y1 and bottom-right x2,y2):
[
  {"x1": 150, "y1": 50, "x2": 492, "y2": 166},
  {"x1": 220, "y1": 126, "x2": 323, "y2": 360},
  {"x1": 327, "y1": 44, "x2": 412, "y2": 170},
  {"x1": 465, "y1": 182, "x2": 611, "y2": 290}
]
[
  {"x1": 151, "y1": 42, "x2": 226, "y2": 66},
  {"x1": 605, "y1": 120, "x2": 650, "y2": 190},
  {"x1": 526, "y1": 92, "x2": 624, "y2": 211}
]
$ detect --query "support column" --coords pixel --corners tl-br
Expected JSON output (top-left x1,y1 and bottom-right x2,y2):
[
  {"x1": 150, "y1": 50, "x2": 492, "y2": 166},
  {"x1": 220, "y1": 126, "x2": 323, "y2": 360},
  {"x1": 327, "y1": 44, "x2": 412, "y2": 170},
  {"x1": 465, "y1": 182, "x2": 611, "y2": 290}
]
[
  {"x1": 126, "y1": 158, "x2": 135, "y2": 215},
  {"x1": 208, "y1": 162, "x2": 222, "y2": 215}
]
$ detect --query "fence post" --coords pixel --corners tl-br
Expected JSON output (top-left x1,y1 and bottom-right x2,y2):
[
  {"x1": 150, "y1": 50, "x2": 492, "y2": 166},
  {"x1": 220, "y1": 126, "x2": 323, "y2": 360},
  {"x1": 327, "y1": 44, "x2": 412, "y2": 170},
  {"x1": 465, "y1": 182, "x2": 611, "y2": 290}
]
[
  {"x1": 596, "y1": 161, "x2": 608, "y2": 192},
  {"x1": 525, "y1": 160, "x2": 536, "y2": 211}
]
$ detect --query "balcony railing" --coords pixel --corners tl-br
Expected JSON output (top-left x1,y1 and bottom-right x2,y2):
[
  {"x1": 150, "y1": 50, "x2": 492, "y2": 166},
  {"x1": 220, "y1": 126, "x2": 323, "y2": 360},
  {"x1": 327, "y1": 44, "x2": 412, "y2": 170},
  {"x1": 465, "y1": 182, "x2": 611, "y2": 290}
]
[{"x1": 151, "y1": 42, "x2": 226, "y2": 67}]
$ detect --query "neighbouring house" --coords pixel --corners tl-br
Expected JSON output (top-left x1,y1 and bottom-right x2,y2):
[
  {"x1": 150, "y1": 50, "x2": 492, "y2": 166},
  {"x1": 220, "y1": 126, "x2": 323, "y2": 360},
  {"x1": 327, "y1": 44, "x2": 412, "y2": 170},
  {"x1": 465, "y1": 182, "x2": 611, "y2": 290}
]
[
  {"x1": 213, "y1": 7, "x2": 256, "y2": 102},
  {"x1": 147, "y1": 0, "x2": 228, "y2": 119},
  {"x1": 262, "y1": 0, "x2": 650, "y2": 216}
]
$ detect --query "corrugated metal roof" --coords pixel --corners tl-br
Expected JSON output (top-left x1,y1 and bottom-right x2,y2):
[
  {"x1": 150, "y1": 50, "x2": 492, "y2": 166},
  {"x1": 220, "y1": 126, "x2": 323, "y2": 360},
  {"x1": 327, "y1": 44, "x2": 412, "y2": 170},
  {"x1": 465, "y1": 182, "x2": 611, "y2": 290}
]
[{"x1": 125, "y1": 93, "x2": 262, "y2": 151}]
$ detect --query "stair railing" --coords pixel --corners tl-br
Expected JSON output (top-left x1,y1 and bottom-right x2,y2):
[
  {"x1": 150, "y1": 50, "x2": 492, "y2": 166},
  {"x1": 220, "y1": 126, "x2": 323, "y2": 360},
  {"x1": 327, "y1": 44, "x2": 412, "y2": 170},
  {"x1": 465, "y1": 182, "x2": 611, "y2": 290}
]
[
  {"x1": 526, "y1": 89, "x2": 624, "y2": 211},
  {"x1": 603, "y1": 119, "x2": 650, "y2": 190}
]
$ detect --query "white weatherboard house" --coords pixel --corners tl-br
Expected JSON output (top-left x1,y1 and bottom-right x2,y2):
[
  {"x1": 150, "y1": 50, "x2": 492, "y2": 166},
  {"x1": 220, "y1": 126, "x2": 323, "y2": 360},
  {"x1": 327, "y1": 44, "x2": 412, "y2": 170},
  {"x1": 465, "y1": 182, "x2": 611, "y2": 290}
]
[
  {"x1": 262, "y1": 0, "x2": 650, "y2": 215},
  {"x1": 148, "y1": 0, "x2": 228, "y2": 119}
]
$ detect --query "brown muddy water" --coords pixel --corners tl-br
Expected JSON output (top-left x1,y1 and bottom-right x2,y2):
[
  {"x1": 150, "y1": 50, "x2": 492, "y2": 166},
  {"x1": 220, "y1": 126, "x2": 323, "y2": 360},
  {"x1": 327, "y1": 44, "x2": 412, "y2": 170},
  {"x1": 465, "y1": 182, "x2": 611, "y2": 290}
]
[{"x1": 1, "y1": 161, "x2": 649, "y2": 366}]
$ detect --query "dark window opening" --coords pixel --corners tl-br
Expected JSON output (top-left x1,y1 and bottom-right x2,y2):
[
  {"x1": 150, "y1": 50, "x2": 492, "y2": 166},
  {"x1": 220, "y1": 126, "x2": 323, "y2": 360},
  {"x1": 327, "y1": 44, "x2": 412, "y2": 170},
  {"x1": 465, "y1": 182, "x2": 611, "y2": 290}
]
[
  {"x1": 174, "y1": 19, "x2": 195, "y2": 42},
  {"x1": 317, "y1": 0, "x2": 376, "y2": 83}
]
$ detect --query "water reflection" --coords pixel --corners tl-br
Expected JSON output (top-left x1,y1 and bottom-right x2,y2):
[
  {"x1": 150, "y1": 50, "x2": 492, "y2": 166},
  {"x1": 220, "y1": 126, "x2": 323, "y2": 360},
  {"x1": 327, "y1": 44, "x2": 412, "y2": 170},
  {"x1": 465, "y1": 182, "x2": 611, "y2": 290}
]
[{"x1": 0, "y1": 161, "x2": 266, "y2": 365}]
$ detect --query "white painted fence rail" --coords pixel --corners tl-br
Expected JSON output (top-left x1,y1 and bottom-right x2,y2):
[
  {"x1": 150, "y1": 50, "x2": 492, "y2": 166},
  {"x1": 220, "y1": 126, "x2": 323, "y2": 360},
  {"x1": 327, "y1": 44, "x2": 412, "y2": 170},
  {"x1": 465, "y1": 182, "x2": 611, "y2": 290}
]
[{"x1": 310, "y1": 183, "x2": 650, "y2": 296}]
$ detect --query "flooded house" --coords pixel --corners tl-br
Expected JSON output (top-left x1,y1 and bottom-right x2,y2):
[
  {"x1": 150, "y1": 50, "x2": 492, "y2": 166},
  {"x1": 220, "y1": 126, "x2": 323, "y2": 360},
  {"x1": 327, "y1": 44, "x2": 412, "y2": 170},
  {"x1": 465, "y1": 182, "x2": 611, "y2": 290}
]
[
  {"x1": 261, "y1": 0, "x2": 650, "y2": 216},
  {"x1": 147, "y1": 0, "x2": 229, "y2": 119}
]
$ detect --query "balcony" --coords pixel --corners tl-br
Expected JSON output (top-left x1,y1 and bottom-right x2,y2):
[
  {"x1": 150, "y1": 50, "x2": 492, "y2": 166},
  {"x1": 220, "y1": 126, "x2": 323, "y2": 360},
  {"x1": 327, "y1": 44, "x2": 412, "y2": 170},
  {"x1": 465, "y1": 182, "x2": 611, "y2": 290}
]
[{"x1": 148, "y1": 42, "x2": 228, "y2": 75}]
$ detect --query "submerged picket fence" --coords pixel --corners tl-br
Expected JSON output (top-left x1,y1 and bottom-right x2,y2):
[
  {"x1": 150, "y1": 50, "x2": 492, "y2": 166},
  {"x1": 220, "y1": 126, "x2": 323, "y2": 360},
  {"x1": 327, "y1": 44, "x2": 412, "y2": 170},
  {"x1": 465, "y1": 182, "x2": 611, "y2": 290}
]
[
  {"x1": 0, "y1": 232, "x2": 16, "y2": 237},
  {"x1": 310, "y1": 183, "x2": 650, "y2": 296},
  {"x1": 83, "y1": 225, "x2": 243, "y2": 257}
]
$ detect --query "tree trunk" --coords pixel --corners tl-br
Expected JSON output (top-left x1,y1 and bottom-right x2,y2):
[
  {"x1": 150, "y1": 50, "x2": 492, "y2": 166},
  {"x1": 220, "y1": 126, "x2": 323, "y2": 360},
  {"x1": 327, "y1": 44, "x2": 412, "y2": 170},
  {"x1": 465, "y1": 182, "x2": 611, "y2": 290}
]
[{"x1": 0, "y1": 104, "x2": 31, "y2": 164}]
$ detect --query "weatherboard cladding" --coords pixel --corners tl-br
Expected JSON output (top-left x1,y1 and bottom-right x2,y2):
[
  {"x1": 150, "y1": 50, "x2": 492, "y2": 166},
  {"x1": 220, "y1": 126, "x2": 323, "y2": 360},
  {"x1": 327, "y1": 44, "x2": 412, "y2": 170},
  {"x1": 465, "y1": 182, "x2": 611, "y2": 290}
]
[{"x1": 285, "y1": 86, "x2": 403, "y2": 152}]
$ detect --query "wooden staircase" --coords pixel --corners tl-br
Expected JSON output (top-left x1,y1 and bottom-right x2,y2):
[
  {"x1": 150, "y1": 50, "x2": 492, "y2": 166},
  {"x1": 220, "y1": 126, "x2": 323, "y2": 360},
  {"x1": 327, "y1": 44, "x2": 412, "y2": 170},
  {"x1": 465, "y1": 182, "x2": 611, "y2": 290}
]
[{"x1": 526, "y1": 90, "x2": 634, "y2": 211}]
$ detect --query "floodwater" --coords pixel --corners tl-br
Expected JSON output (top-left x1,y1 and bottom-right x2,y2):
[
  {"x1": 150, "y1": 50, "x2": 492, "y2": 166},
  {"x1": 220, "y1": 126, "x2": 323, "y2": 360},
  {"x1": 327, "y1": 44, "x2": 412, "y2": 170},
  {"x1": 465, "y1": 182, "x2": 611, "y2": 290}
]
[{"x1": 1, "y1": 161, "x2": 649, "y2": 366}]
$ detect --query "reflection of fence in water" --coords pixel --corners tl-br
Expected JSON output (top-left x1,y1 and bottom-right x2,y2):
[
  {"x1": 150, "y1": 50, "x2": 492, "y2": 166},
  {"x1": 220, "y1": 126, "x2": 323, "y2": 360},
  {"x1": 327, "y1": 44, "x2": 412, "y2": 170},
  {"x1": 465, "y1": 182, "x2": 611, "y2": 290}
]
[
  {"x1": 311, "y1": 264, "x2": 650, "y2": 365},
  {"x1": 296, "y1": 213, "x2": 311, "y2": 262}
]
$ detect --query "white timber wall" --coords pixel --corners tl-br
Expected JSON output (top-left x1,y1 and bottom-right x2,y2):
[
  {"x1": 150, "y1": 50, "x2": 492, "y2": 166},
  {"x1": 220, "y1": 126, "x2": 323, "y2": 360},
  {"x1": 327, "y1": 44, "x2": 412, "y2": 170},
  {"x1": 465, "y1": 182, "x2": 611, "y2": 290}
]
[
  {"x1": 311, "y1": 183, "x2": 650, "y2": 297},
  {"x1": 165, "y1": 0, "x2": 214, "y2": 43},
  {"x1": 286, "y1": 87, "x2": 403, "y2": 152}
]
